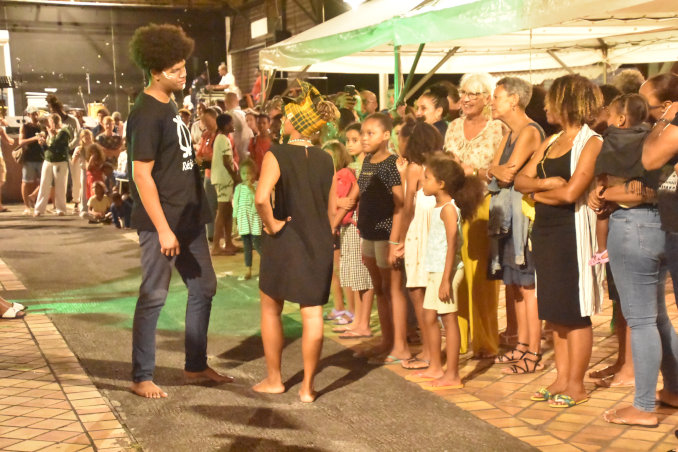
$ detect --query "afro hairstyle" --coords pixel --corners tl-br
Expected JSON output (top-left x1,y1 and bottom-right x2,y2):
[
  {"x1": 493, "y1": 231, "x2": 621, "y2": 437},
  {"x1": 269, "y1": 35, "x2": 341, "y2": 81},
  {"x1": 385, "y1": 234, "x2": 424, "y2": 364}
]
[{"x1": 129, "y1": 23, "x2": 194, "y2": 76}]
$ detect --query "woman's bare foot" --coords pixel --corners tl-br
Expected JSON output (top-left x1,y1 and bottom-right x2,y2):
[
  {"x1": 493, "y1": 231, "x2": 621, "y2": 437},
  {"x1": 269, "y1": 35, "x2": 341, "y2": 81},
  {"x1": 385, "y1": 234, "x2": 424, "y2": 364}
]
[
  {"x1": 603, "y1": 405, "x2": 658, "y2": 426},
  {"x1": 425, "y1": 375, "x2": 463, "y2": 388},
  {"x1": 184, "y1": 367, "x2": 234, "y2": 384},
  {"x1": 415, "y1": 369, "x2": 444, "y2": 380},
  {"x1": 594, "y1": 373, "x2": 634, "y2": 388},
  {"x1": 130, "y1": 381, "x2": 168, "y2": 398},
  {"x1": 657, "y1": 388, "x2": 678, "y2": 408},
  {"x1": 298, "y1": 389, "x2": 317, "y2": 403},
  {"x1": 252, "y1": 378, "x2": 285, "y2": 394},
  {"x1": 589, "y1": 363, "x2": 621, "y2": 379}
]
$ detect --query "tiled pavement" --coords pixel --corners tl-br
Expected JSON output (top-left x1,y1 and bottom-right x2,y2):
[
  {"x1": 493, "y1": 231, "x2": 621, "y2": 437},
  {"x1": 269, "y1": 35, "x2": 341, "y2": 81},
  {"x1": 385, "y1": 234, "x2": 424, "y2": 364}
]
[
  {"x1": 0, "y1": 315, "x2": 137, "y2": 451},
  {"x1": 333, "y1": 284, "x2": 678, "y2": 452},
  {"x1": 0, "y1": 259, "x2": 26, "y2": 292},
  {"x1": 0, "y1": 241, "x2": 676, "y2": 451}
]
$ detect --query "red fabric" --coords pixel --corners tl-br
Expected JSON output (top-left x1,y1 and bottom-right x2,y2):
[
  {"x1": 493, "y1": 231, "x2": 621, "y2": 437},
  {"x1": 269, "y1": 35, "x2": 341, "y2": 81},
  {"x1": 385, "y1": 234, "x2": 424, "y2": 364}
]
[
  {"x1": 197, "y1": 130, "x2": 215, "y2": 178},
  {"x1": 86, "y1": 170, "x2": 104, "y2": 199},
  {"x1": 335, "y1": 167, "x2": 357, "y2": 226},
  {"x1": 248, "y1": 135, "x2": 272, "y2": 174}
]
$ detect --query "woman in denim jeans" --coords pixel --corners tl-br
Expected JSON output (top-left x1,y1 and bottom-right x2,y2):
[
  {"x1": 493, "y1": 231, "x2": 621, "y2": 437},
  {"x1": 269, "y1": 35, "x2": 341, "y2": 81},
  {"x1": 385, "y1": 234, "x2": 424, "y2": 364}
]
[{"x1": 600, "y1": 74, "x2": 678, "y2": 427}]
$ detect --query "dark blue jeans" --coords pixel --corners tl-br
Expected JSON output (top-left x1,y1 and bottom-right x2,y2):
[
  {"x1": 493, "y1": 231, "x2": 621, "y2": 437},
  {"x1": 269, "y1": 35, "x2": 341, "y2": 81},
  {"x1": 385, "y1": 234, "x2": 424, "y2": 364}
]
[
  {"x1": 132, "y1": 227, "x2": 217, "y2": 382},
  {"x1": 203, "y1": 175, "x2": 217, "y2": 240},
  {"x1": 242, "y1": 234, "x2": 262, "y2": 267}
]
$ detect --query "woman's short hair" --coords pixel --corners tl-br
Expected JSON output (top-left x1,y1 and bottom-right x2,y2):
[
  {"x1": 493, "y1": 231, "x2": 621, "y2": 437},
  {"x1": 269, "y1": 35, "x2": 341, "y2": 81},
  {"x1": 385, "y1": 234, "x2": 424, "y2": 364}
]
[
  {"x1": 459, "y1": 73, "x2": 495, "y2": 97},
  {"x1": 496, "y1": 77, "x2": 533, "y2": 109},
  {"x1": 546, "y1": 74, "x2": 602, "y2": 126},
  {"x1": 613, "y1": 69, "x2": 645, "y2": 94}
]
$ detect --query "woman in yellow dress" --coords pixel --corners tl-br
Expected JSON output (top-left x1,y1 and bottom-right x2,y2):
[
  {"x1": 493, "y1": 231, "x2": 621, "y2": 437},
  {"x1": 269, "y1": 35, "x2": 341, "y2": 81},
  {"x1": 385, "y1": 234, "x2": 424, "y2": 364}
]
[{"x1": 444, "y1": 73, "x2": 504, "y2": 358}]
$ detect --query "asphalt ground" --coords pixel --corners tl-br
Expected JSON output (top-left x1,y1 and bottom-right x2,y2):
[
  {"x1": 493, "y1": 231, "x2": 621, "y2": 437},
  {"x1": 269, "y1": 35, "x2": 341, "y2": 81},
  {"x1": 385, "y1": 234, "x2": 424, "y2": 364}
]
[{"x1": 1, "y1": 211, "x2": 535, "y2": 452}]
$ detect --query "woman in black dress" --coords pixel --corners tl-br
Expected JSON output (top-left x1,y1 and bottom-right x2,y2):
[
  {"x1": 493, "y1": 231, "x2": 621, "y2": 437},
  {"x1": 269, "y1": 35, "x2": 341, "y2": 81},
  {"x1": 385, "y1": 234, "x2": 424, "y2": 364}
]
[
  {"x1": 254, "y1": 81, "x2": 338, "y2": 402},
  {"x1": 515, "y1": 75, "x2": 603, "y2": 408}
]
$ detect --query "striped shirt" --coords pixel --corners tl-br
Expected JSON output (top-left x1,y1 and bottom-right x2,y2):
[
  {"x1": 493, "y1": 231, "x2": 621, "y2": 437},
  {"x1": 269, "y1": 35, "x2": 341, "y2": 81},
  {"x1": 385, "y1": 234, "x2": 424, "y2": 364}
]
[{"x1": 232, "y1": 182, "x2": 262, "y2": 236}]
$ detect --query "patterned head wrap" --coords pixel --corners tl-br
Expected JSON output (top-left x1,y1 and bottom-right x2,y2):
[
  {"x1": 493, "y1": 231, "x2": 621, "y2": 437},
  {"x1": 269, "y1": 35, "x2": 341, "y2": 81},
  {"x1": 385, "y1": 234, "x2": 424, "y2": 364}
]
[{"x1": 283, "y1": 81, "x2": 335, "y2": 137}]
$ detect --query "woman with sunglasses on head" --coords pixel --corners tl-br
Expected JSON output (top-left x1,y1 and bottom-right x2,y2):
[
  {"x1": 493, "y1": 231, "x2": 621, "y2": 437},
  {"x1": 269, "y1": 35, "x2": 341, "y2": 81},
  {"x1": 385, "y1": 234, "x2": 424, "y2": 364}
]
[{"x1": 443, "y1": 73, "x2": 505, "y2": 359}]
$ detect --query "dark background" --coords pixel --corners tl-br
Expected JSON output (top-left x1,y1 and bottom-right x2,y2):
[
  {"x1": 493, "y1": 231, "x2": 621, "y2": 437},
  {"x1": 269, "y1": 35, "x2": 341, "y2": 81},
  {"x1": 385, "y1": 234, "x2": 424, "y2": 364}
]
[{"x1": 1, "y1": 3, "x2": 229, "y2": 117}]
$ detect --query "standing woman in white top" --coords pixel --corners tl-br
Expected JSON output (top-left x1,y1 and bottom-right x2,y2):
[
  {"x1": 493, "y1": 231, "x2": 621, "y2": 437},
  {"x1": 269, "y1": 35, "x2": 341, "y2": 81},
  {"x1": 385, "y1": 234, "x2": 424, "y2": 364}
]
[
  {"x1": 394, "y1": 118, "x2": 443, "y2": 370},
  {"x1": 443, "y1": 73, "x2": 505, "y2": 358}
]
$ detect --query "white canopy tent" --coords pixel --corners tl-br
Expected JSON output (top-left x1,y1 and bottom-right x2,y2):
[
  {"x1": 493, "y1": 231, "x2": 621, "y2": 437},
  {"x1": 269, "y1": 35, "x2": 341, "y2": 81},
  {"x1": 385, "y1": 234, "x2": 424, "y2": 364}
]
[{"x1": 259, "y1": 0, "x2": 678, "y2": 89}]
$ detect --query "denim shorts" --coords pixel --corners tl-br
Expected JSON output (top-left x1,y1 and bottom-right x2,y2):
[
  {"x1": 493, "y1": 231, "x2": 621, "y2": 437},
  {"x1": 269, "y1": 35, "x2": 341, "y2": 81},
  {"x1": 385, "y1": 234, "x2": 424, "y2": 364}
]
[{"x1": 22, "y1": 161, "x2": 43, "y2": 182}]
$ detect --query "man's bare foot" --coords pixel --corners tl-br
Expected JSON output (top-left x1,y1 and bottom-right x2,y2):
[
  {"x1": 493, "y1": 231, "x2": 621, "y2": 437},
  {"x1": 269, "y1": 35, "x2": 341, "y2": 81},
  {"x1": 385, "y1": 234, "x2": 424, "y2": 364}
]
[
  {"x1": 299, "y1": 389, "x2": 317, "y2": 403},
  {"x1": 184, "y1": 367, "x2": 234, "y2": 384},
  {"x1": 657, "y1": 388, "x2": 678, "y2": 408},
  {"x1": 130, "y1": 381, "x2": 168, "y2": 398},
  {"x1": 603, "y1": 405, "x2": 658, "y2": 426},
  {"x1": 589, "y1": 363, "x2": 621, "y2": 379},
  {"x1": 252, "y1": 378, "x2": 285, "y2": 394}
]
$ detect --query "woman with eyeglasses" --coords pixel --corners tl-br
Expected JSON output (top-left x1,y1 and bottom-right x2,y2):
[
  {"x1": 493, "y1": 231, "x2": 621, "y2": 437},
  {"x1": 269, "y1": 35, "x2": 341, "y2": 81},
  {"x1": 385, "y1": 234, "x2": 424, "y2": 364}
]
[{"x1": 443, "y1": 73, "x2": 505, "y2": 358}]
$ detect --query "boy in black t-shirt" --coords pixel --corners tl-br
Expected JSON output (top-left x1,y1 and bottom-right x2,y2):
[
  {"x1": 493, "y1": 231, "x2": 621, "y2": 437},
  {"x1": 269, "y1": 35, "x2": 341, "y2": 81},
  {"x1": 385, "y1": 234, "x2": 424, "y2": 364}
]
[{"x1": 127, "y1": 24, "x2": 232, "y2": 399}]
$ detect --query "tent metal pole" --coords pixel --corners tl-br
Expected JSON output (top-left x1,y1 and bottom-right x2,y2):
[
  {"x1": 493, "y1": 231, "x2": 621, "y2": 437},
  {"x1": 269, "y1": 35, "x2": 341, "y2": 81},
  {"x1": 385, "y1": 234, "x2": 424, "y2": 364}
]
[
  {"x1": 261, "y1": 69, "x2": 277, "y2": 108},
  {"x1": 404, "y1": 46, "x2": 459, "y2": 102},
  {"x1": 546, "y1": 50, "x2": 574, "y2": 75},
  {"x1": 597, "y1": 38, "x2": 609, "y2": 84},
  {"x1": 394, "y1": 45, "x2": 402, "y2": 104},
  {"x1": 396, "y1": 43, "x2": 425, "y2": 106}
]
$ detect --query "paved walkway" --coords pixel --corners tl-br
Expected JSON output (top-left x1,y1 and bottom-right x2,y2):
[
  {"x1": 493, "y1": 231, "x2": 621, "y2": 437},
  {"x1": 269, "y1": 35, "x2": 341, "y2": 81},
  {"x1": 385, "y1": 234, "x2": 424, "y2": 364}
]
[
  {"x1": 0, "y1": 315, "x2": 136, "y2": 452},
  {"x1": 333, "y1": 285, "x2": 678, "y2": 452},
  {"x1": 0, "y1": 207, "x2": 677, "y2": 451}
]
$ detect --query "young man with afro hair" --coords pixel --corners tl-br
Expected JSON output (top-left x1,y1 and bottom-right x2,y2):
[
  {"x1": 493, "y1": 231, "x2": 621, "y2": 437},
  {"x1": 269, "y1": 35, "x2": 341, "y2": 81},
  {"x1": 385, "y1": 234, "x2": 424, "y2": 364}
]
[{"x1": 126, "y1": 23, "x2": 233, "y2": 399}]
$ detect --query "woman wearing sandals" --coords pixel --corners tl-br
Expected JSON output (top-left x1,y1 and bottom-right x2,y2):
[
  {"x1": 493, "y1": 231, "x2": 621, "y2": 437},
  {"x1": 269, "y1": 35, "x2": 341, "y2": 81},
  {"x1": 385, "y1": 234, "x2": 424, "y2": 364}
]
[
  {"x1": 515, "y1": 75, "x2": 604, "y2": 408},
  {"x1": 488, "y1": 78, "x2": 545, "y2": 374},
  {"x1": 0, "y1": 296, "x2": 27, "y2": 320},
  {"x1": 253, "y1": 81, "x2": 338, "y2": 403}
]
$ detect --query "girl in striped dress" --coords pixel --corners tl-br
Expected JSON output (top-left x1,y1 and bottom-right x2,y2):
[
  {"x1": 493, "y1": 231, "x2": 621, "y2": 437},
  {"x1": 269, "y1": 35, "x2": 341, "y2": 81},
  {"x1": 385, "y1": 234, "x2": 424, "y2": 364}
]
[{"x1": 232, "y1": 159, "x2": 262, "y2": 280}]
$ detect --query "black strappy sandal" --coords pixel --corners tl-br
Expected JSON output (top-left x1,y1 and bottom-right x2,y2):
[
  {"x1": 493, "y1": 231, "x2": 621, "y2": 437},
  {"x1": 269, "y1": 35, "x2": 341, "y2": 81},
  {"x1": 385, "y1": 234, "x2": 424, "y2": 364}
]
[
  {"x1": 493, "y1": 342, "x2": 529, "y2": 364},
  {"x1": 504, "y1": 351, "x2": 542, "y2": 374}
]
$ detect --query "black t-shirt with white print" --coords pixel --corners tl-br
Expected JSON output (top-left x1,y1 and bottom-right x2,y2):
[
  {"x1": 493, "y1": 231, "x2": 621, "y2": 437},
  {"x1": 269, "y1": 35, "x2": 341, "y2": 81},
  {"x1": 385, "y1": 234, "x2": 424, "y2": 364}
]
[{"x1": 126, "y1": 92, "x2": 211, "y2": 232}]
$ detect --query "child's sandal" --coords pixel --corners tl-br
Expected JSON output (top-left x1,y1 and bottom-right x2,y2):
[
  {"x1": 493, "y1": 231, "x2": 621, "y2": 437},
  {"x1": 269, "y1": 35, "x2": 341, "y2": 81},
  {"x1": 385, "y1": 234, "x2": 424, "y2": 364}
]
[{"x1": 324, "y1": 309, "x2": 345, "y2": 321}]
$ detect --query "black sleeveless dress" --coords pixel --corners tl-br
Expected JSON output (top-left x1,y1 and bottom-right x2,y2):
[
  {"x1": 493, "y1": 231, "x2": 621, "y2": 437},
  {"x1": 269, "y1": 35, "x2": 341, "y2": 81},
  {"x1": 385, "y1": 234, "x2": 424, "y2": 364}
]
[
  {"x1": 532, "y1": 148, "x2": 591, "y2": 327},
  {"x1": 259, "y1": 144, "x2": 334, "y2": 306}
]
